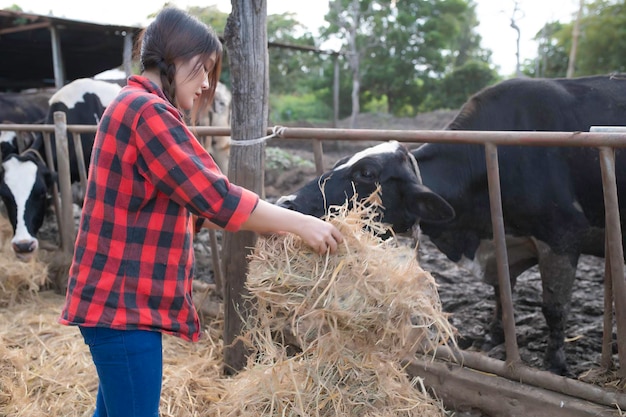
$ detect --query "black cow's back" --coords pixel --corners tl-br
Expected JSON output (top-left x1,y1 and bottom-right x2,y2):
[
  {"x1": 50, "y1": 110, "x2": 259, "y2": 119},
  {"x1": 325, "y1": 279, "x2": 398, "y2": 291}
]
[{"x1": 446, "y1": 75, "x2": 626, "y2": 132}]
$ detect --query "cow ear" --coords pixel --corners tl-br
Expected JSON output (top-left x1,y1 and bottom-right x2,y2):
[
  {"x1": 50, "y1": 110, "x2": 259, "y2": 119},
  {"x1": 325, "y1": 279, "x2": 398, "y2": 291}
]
[{"x1": 410, "y1": 184, "x2": 455, "y2": 224}]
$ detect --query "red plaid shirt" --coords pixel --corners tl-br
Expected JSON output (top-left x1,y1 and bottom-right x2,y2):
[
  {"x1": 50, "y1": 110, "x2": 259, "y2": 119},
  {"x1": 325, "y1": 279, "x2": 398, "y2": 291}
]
[{"x1": 59, "y1": 76, "x2": 258, "y2": 341}]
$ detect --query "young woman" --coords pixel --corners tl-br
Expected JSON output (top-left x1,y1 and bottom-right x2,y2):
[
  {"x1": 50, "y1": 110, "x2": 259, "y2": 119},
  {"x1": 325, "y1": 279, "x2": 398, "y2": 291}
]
[{"x1": 59, "y1": 7, "x2": 343, "y2": 417}]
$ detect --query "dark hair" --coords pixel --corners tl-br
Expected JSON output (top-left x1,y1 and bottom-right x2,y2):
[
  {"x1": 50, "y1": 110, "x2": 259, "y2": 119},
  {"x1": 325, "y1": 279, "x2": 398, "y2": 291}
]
[{"x1": 136, "y1": 7, "x2": 223, "y2": 124}]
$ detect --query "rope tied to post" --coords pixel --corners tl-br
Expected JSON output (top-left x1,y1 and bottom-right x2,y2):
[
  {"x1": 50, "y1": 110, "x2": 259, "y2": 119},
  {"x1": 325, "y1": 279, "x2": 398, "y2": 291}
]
[{"x1": 230, "y1": 125, "x2": 286, "y2": 146}]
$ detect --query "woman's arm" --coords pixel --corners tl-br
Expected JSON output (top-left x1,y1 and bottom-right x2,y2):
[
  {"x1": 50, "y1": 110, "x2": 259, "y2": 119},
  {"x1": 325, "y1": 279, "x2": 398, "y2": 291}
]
[
  {"x1": 239, "y1": 200, "x2": 343, "y2": 254},
  {"x1": 197, "y1": 199, "x2": 343, "y2": 254}
]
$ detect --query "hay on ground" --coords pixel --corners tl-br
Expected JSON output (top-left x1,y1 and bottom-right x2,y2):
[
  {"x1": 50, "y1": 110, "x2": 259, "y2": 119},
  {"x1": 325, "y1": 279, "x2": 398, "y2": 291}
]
[{"x1": 0, "y1": 290, "x2": 228, "y2": 417}]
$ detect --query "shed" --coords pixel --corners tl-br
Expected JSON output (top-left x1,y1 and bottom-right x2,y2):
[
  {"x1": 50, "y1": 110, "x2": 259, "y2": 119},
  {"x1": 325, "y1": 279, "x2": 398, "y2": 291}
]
[{"x1": 0, "y1": 9, "x2": 142, "y2": 91}]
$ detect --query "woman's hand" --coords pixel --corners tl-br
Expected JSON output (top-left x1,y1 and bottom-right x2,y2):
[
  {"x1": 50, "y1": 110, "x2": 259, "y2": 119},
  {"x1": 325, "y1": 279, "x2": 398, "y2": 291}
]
[
  {"x1": 239, "y1": 200, "x2": 344, "y2": 255},
  {"x1": 295, "y1": 214, "x2": 344, "y2": 254}
]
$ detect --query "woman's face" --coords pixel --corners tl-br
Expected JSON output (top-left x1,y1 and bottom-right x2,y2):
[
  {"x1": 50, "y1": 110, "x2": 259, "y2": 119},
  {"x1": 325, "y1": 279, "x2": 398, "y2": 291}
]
[{"x1": 174, "y1": 53, "x2": 216, "y2": 111}]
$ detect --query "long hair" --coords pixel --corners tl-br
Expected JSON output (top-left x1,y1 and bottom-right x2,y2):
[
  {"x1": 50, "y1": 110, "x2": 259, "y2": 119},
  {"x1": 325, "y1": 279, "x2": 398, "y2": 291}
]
[{"x1": 136, "y1": 7, "x2": 223, "y2": 125}]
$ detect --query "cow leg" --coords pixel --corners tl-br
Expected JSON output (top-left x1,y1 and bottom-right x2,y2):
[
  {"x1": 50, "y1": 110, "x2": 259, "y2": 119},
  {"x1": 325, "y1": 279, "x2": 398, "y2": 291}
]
[
  {"x1": 535, "y1": 240, "x2": 578, "y2": 375},
  {"x1": 481, "y1": 238, "x2": 538, "y2": 350}
]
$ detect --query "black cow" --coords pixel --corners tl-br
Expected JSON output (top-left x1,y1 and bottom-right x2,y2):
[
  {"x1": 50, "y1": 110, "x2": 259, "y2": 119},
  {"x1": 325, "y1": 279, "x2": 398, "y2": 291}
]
[
  {"x1": 0, "y1": 89, "x2": 53, "y2": 155},
  {"x1": 0, "y1": 90, "x2": 51, "y2": 124},
  {"x1": 277, "y1": 74, "x2": 626, "y2": 375},
  {"x1": 0, "y1": 78, "x2": 121, "y2": 260}
]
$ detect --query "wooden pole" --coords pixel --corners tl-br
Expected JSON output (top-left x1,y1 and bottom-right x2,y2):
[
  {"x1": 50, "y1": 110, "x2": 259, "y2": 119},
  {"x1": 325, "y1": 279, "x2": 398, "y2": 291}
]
[
  {"x1": 333, "y1": 53, "x2": 340, "y2": 128},
  {"x1": 41, "y1": 131, "x2": 63, "y2": 249},
  {"x1": 406, "y1": 357, "x2": 621, "y2": 417},
  {"x1": 221, "y1": 0, "x2": 269, "y2": 374},
  {"x1": 53, "y1": 111, "x2": 75, "y2": 293}
]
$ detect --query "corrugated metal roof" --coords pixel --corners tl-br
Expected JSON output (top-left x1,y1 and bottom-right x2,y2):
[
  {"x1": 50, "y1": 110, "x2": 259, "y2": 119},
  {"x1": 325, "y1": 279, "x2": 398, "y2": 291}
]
[{"x1": 0, "y1": 9, "x2": 142, "y2": 91}]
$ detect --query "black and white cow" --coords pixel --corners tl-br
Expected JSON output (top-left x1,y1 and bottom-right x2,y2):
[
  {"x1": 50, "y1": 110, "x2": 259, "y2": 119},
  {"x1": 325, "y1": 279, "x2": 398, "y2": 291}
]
[
  {"x1": 277, "y1": 74, "x2": 626, "y2": 375},
  {"x1": 0, "y1": 78, "x2": 121, "y2": 260}
]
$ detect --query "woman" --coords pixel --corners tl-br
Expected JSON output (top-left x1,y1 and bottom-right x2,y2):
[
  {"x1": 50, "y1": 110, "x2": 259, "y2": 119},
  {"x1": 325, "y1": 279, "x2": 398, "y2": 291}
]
[{"x1": 59, "y1": 7, "x2": 343, "y2": 417}]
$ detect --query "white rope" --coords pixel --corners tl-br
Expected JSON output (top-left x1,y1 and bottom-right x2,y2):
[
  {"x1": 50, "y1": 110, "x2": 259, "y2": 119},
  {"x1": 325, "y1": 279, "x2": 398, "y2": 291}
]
[
  {"x1": 407, "y1": 148, "x2": 423, "y2": 184},
  {"x1": 230, "y1": 125, "x2": 286, "y2": 146}
]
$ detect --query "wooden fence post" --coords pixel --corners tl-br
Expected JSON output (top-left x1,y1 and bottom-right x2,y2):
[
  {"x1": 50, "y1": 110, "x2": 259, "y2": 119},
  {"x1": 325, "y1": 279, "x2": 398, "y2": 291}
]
[{"x1": 53, "y1": 111, "x2": 75, "y2": 292}]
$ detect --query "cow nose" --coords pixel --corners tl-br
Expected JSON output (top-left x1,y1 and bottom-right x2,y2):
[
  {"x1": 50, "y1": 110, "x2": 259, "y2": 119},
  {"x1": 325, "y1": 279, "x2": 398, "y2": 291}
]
[
  {"x1": 275, "y1": 195, "x2": 296, "y2": 210},
  {"x1": 277, "y1": 200, "x2": 296, "y2": 210},
  {"x1": 12, "y1": 240, "x2": 38, "y2": 255}
]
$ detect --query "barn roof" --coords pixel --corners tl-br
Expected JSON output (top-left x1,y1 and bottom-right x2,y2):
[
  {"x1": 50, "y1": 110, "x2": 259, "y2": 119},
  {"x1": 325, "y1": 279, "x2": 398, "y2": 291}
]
[{"x1": 0, "y1": 9, "x2": 142, "y2": 91}]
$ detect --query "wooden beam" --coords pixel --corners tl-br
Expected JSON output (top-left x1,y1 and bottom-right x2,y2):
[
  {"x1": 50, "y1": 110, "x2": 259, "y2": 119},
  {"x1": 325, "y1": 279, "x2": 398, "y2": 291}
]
[
  {"x1": 0, "y1": 21, "x2": 50, "y2": 35},
  {"x1": 406, "y1": 358, "x2": 621, "y2": 417}
]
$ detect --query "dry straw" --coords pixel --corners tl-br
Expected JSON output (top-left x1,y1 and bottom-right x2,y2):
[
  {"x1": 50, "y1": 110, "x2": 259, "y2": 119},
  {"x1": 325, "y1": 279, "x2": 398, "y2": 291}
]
[
  {"x1": 213, "y1": 192, "x2": 456, "y2": 416},
  {"x1": 0, "y1": 291, "x2": 229, "y2": 417}
]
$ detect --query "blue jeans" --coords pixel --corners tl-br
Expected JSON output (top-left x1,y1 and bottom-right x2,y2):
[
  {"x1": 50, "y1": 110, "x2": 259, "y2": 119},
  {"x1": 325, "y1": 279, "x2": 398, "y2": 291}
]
[{"x1": 79, "y1": 326, "x2": 163, "y2": 417}]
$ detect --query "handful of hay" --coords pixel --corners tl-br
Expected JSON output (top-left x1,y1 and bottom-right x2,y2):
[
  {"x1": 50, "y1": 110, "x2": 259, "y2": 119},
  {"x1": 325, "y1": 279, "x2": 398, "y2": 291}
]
[{"x1": 213, "y1": 195, "x2": 456, "y2": 416}]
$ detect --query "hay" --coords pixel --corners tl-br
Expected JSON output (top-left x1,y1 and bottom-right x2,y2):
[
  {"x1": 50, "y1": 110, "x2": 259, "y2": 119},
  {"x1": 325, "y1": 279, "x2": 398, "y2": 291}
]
[
  {"x1": 0, "y1": 216, "x2": 49, "y2": 307},
  {"x1": 0, "y1": 291, "x2": 228, "y2": 416},
  {"x1": 213, "y1": 194, "x2": 455, "y2": 417}
]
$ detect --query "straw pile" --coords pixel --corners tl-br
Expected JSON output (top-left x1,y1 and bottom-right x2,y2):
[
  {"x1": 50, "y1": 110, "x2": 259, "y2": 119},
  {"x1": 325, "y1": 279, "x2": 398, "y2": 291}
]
[
  {"x1": 0, "y1": 216, "x2": 49, "y2": 307},
  {"x1": 0, "y1": 290, "x2": 229, "y2": 416},
  {"x1": 213, "y1": 194, "x2": 456, "y2": 416}
]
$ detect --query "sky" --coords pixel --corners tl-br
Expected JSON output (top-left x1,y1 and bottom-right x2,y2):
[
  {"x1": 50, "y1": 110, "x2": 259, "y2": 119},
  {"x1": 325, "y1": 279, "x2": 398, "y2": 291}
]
[{"x1": 0, "y1": 0, "x2": 581, "y2": 76}]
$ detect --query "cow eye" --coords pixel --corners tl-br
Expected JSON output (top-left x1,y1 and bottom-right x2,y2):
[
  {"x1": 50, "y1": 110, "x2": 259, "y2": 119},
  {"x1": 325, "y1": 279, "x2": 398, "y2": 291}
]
[{"x1": 353, "y1": 166, "x2": 377, "y2": 182}]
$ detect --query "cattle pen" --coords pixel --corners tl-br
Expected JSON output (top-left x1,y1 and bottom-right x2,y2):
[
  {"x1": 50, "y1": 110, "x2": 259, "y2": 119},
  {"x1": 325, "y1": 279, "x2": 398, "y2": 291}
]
[{"x1": 1, "y1": 120, "x2": 626, "y2": 416}]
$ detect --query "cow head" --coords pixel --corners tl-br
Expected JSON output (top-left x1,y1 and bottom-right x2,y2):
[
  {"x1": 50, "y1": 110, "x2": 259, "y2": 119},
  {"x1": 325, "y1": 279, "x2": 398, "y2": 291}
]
[
  {"x1": 0, "y1": 152, "x2": 56, "y2": 261},
  {"x1": 276, "y1": 141, "x2": 455, "y2": 233},
  {"x1": 0, "y1": 127, "x2": 37, "y2": 157}
]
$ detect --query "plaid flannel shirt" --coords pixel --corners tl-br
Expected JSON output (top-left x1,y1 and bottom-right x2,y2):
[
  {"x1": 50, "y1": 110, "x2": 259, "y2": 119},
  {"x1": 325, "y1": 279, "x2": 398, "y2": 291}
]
[{"x1": 59, "y1": 76, "x2": 258, "y2": 341}]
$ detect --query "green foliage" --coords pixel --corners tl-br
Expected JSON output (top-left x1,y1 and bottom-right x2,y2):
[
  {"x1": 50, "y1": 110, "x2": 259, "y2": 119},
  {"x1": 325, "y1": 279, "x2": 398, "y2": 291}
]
[
  {"x1": 267, "y1": 13, "x2": 320, "y2": 95},
  {"x1": 527, "y1": 21, "x2": 570, "y2": 78},
  {"x1": 575, "y1": 0, "x2": 626, "y2": 75},
  {"x1": 265, "y1": 147, "x2": 314, "y2": 171},
  {"x1": 321, "y1": 0, "x2": 493, "y2": 116},
  {"x1": 526, "y1": 0, "x2": 626, "y2": 77},
  {"x1": 269, "y1": 93, "x2": 333, "y2": 123},
  {"x1": 362, "y1": 94, "x2": 388, "y2": 113},
  {"x1": 187, "y1": 4, "x2": 228, "y2": 33},
  {"x1": 420, "y1": 60, "x2": 499, "y2": 111}
]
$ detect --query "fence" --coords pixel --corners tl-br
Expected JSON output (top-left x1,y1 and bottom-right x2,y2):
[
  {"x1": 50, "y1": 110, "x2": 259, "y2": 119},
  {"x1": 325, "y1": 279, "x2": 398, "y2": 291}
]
[{"x1": 1, "y1": 120, "x2": 625, "y2": 416}]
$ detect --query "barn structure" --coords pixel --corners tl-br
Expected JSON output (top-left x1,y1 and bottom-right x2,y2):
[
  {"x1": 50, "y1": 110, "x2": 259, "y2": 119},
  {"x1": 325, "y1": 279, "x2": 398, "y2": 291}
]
[{"x1": 0, "y1": 9, "x2": 142, "y2": 91}]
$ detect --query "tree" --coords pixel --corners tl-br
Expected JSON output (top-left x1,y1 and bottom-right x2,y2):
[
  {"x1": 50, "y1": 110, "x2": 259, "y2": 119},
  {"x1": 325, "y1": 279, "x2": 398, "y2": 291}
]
[
  {"x1": 322, "y1": 0, "x2": 492, "y2": 117},
  {"x1": 421, "y1": 60, "x2": 499, "y2": 110},
  {"x1": 185, "y1": 5, "x2": 231, "y2": 84},
  {"x1": 527, "y1": 0, "x2": 626, "y2": 77},
  {"x1": 527, "y1": 21, "x2": 570, "y2": 78},
  {"x1": 266, "y1": 13, "x2": 318, "y2": 95},
  {"x1": 575, "y1": 0, "x2": 626, "y2": 74}
]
